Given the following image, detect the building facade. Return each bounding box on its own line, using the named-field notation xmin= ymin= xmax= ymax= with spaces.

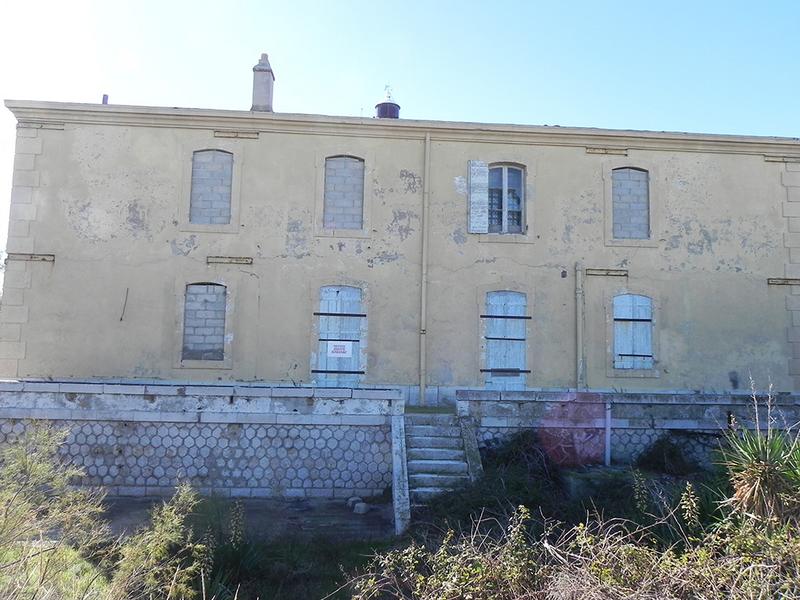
xmin=2 ymin=59 xmax=800 ymax=521
xmin=2 ymin=95 xmax=799 ymax=400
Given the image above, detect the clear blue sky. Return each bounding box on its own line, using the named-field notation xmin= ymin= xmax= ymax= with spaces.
xmin=1 ymin=0 xmax=799 ymax=251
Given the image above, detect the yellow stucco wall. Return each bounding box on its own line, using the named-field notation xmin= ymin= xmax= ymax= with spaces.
xmin=2 ymin=101 xmax=798 ymax=393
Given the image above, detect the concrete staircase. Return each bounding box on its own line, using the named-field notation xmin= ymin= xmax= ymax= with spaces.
xmin=405 ymin=411 xmax=471 ymax=503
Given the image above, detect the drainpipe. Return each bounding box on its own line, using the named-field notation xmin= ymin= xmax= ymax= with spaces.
xmin=575 ymin=262 xmax=586 ymax=390
xmin=604 ymin=401 xmax=612 ymax=466
xmin=419 ymin=133 xmax=431 ymax=405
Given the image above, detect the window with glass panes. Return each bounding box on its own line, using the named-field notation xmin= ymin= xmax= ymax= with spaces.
xmin=488 ymin=166 xmax=524 ymax=234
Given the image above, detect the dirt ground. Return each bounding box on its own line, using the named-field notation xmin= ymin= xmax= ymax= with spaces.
xmin=103 ymin=495 xmax=395 ymax=541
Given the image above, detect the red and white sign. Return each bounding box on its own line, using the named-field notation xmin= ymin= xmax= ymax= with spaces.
xmin=326 ymin=341 xmax=353 ymax=358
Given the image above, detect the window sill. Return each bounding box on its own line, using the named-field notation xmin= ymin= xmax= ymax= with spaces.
xmin=606 ymin=367 xmax=660 ymax=379
xmin=314 ymin=228 xmax=372 ymax=239
xmin=179 ymin=223 xmax=241 ymax=235
xmin=476 ymin=233 xmax=534 ymax=245
xmin=177 ymin=358 xmax=233 ymax=370
xmin=605 ymin=238 xmax=658 ymax=249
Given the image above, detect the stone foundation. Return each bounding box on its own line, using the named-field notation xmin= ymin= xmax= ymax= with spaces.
xmin=457 ymin=390 xmax=800 ymax=467
xmin=0 ymin=382 xmax=402 ymax=499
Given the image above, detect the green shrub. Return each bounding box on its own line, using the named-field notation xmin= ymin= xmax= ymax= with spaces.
xmin=418 ymin=430 xmax=564 ymax=529
xmin=110 ymin=483 xmax=206 ymax=600
xmin=351 ymin=506 xmax=540 ymax=600
xmin=721 ymin=408 xmax=800 ymax=525
xmin=635 ymin=434 xmax=699 ymax=476
xmin=0 ymin=424 xmax=111 ymax=600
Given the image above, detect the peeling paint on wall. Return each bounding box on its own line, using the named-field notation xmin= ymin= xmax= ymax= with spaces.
xmin=285 ymin=217 xmax=311 ymax=259
xmin=125 ymin=201 xmax=149 ymax=238
xmin=451 ymin=228 xmax=466 ymax=245
xmin=453 ymin=176 xmax=467 ymax=196
xmin=169 ymin=235 xmax=198 ymax=256
xmin=387 ymin=209 xmax=418 ymax=241
xmin=399 ymin=170 xmax=422 ymax=194
xmin=367 ymin=251 xmax=402 ymax=268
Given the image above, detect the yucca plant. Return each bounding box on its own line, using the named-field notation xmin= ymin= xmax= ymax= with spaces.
xmin=720 ymin=386 xmax=800 ymax=525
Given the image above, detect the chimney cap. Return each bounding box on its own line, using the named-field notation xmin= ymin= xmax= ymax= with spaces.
xmin=253 ymin=53 xmax=275 ymax=79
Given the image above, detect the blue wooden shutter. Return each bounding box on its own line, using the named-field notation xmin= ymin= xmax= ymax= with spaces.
xmin=468 ymin=160 xmax=489 ymax=233
xmin=485 ymin=291 xmax=527 ymax=390
xmin=316 ymin=286 xmax=364 ymax=386
xmin=613 ymin=294 xmax=653 ymax=369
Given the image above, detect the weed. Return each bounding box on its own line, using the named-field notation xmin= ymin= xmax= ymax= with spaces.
xmin=720 ymin=386 xmax=800 ymax=526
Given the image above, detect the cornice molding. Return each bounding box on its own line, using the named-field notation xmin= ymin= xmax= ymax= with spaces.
xmin=6 ymin=100 xmax=800 ymax=157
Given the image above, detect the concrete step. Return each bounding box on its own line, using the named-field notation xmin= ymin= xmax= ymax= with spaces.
xmin=405 ymin=435 xmax=463 ymax=449
xmin=407 ymin=424 xmax=461 ymax=438
xmin=404 ymin=413 xmax=458 ymax=426
xmin=407 ymin=447 xmax=465 ymax=461
xmin=410 ymin=487 xmax=451 ymax=502
xmin=409 ymin=473 xmax=470 ymax=488
xmin=407 ymin=459 xmax=468 ymax=475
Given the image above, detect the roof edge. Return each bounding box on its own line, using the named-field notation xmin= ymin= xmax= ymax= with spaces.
xmin=5 ymin=99 xmax=800 ymax=155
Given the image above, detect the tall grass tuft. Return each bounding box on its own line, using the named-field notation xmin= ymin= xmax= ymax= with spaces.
xmin=720 ymin=385 xmax=800 ymax=525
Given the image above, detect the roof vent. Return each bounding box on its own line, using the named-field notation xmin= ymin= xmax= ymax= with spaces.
xmin=375 ymin=86 xmax=400 ymax=119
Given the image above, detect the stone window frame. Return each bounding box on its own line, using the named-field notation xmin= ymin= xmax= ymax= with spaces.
xmin=321 ymin=155 xmax=366 ymax=232
xmin=314 ymin=149 xmax=375 ymax=239
xmin=475 ymin=281 xmax=533 ymax=387
xmin=475 ymin=159 xmax=537 ymax=245
xmin=308 ymin=277 xmax=371 ymax=386
xmin=174 ymin=277 xmax=235 ymax=370
xmin=604 ymin=287 xmax=660 ymax=379
xmin=179 ymin=141 xmax=244 ymax=234
xmin=602 ymin=157 xmax=660 ymax=248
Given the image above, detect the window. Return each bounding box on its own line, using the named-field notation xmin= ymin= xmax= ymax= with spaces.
xmin=189 ymin=150 xmax=233 ymax=225
xmin=488 ymin=166 xmax=524 ymax=233
xmin=482 ymin=291 xmax=530 ymax=389
xmin=611 ymin=167 xmax=649 ymax=239
xmin=313 ymin=286 xmax=365 ymax=386
xmin=182 ymin=283 xmax=226 ymax=361
xmin=613 ymin=294 xmax=653 ymax=369
xmin=467 ymin=161 xmax=525 ymax=234
xmin=323 ymin=156 xmax=365 ymax=230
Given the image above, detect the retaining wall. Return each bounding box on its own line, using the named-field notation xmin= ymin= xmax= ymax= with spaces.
xmin=0 ymin=382 xmax=403 ymax=499
xmin=456 ymin=390 xmax=800 ymax=467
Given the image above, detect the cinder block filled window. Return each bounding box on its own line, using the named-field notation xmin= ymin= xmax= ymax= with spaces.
xmin=313 ymin=285 xmax=365 ymax=386
xmin=189 ymin=150 xmax=233 ymax=225
xmin=613 ymin=294 xmax=653 ymax=369
xmin=323 ymin=156 xmax=365 ymax=230
xmin=182 ymin=283 xmax=226 ymax=361
xmin=467 ymin=162 xmax=525 ymax=234
xmin=612 ymin=167 xmax=650 ymax=239
xmin=482 ymin=291 xmax=529 ymax=390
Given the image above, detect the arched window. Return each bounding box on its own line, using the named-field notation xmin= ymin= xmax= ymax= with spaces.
xmin=182 ymin=283 xmax=227 ymax=361
xmin=488 ymin=165 xmax=524 ymax=234
xmin=611 ymin=167 xmax=649 ymax=239
xmin=613 ymin=294 xmax=653 ymax=369
xmin=189 ymin=150 xmax=233 ymax=225
xmin=313 ymin=286 xmax=365 ymax=386
xmin=323 ymin=156 xmax=365 ymax=230
xmin=482 ymin=290 xmax=529 ymax=389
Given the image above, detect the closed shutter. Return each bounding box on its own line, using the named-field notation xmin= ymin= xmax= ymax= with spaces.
xmin=468 ymin=160 xmax=489 ymax=234
xmin=483 ymin=291 xmax=528 ymax=390
xmin=314 ymin=286 xmax=365 ymax=387
xmin=613 ymin=294 xmax=653 ymax=369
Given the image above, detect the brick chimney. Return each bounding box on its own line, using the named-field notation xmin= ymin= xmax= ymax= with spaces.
xmin=251 ymin=53 xmax=275 ymax=112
